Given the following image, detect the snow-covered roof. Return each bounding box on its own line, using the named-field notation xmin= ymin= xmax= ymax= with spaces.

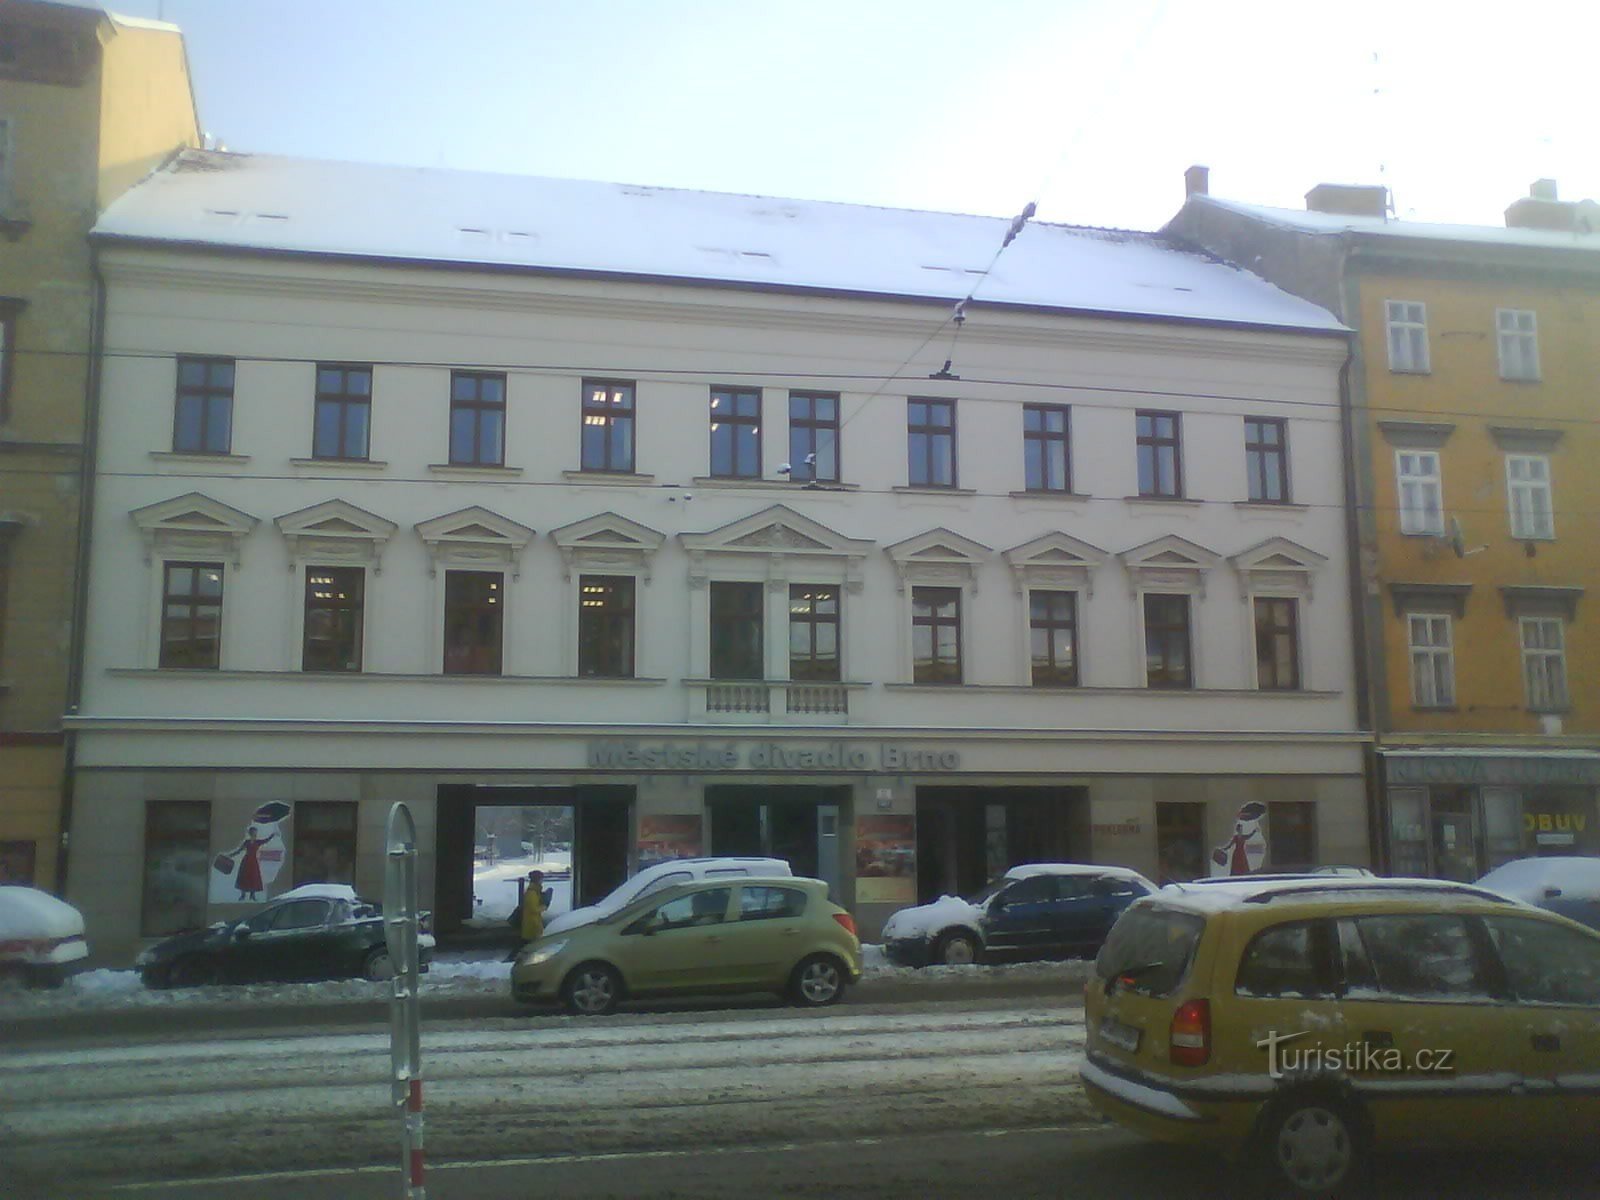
xmin=0 ymin=886 xmax=86 ymax=941
xmin=1196 ymin=194 xmax=1600 ymax=255
xmin=1154 ymin=876 xmax=1516 ymax=913
xmin=1477 ymin=856 xmax=1600 ymax=904
xmin=1004 ymin=862 xmax=1152 ymax=884
xmin=93 ymin=150 xmax=1346 ymax=334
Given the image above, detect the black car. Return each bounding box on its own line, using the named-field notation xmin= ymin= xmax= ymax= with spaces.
xmin=136 ymin=887 xmax=433 ymax=988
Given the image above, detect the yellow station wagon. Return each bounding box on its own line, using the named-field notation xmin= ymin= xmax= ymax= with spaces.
xmin=1083 ymin=876 xmax=1600 ymax=1198
xmin=511 ymin=875 xmax=861 ymax=1015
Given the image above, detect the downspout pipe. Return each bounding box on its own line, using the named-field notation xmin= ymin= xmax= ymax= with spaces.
xmin=58 ymin=247 xmax=107 ymax=892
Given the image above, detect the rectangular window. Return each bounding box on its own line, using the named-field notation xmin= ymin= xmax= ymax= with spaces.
xmin=292 ymin=801 xmax=358 ymax=886
xmin=788 ymin=392 xmax=839 ymax=483
xmin=142 ymin=800 xmax=210 ymax=936
xmin=1506 ymin=454 xmax=1554 ymax=540
xmin=1521 ymin=616 xmax=1568 ymax=711
xmin=1022 ymin=404 xmax=1071 ymax=492
xmin=1497 ymin=308 xmax=1540 ymax=380
xmin=710 ymin=581 xmax=764 ymax=679
xmin=1136 ymin=410 xmax=1182 ymax=497
xmin=1408 ymin=613 xmax=1455 ymax=707
xmin=788 ymin=585 xmax=840 ymax=681
xmin=1244 ymin=417 xmax=1290 ymax=503
xmin=709 ymin=387 xmax=761 ymax=478
xmin=0 ymin=840 xmax=36 ymax=885
xmin=173 ymin=356 xmax=235 ymax=454
xmin=311 ymin=364 xmax=372 ymax=461
xmin=581 ymin=379 xmax=635 ymax=473
xmin=159 ymin=561 xmax=223 ymax=669
xmin=448 ymin=370 xmax=506 ymax=466
xmin=1396 ymin=450 xmax=1444 ymax=535
xmin=578 ymin=575 xmax=635 ymax=678
xmin=1029 ymin=589 xmax=1078 ymax=686
xmin=1267 ymin=801 xmax=1317 ymax=868
xmin=302 ymin=566 xmax=364 ymax=672
xmin=1253 ymin=596 xmax=1301 ymax=690
xmin=907 ymin=398 xmax=957 ymax=487
xmin=0 ymin=301 xmax=17 ymax=423
xmin=443 ymin=570 xmax=503 ymax=675
xmin=911 ymin=585 xmax=962 ymax=683
xmin=0 ymin=117 xmax=11 ymax=200
xmin=1385 ymin=300 xmax=1429 ymax=372
xmin=1143 ymin=593 xmax=1192 ymax=688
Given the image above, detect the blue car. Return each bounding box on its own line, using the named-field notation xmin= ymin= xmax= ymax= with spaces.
xmin=880 ymin=864 xmax=1156 ymax=967
xmin=1478 ymin=856 xmax=1600 ymax=931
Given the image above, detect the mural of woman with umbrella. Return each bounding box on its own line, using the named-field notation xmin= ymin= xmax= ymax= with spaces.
xmin=211 ymin=802 xmax=293 ymax=903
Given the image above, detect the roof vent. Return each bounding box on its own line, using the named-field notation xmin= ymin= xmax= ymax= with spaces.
xmin=1184 ymin=165 xmax=1210 ymax=198
xmin=1505 ymin=179 xmax=1584 ymax=232
xmin=1304 ymin=183 xmax=1389 ymax=218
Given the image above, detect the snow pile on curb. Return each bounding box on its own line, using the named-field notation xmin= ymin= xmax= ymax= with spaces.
xmin=0 ymin=946 xmax=1095 ymax=1015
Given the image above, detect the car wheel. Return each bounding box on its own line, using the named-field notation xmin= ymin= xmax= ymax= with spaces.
xmin=139 ymin=966 xmax=170 ymax=990
xmin=167 ymin=955 xmax=222 ymax=989
xmin=1253 ymin=1093 xmax=1372 ymax=1199
xmin=362 ymin=947 xmax=395 ymax=982
xmin=936 ymin=930 xmax=980 ymax=966
xmin=562 ymin=962 xmax=621 ymax=1016
xmin=789 ymin=954 xmax=846 ymax=1007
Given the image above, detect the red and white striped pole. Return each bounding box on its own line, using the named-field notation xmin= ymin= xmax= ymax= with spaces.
xmin=406 ymin=1077 xmax=425 ymax=1196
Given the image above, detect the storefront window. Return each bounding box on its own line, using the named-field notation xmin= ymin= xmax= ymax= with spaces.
xmin=142 ymin=800 xmax=210 ymax=936
xmin=1156 ymin=802 xmax=1205 ymax=884
xmin=1387 ymin=787 xmax=1428 ymax=878
xmin=1267 ymin=802 xmax=1317 ymax=867
xmin=292 ymin=801 xmax=358 ymax=885
xmin=1482 ymin=788 xmax=1524 ymax=870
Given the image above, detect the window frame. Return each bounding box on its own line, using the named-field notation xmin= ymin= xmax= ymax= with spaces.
xmin=1243 ymin=416 xmax=1290 ymax=503
xmin=1022 ymin=403 xmax=1072 ymax=493
xmin=1496 ymin=308 xmax=1540 ymax=381
xmin=1142 ymin=592 xmax=1193 ymax=689
xmin=311 ymin=363 xmax=372 ymax=462
xmin=1407 ymin=611 xmax=1456 ymax=708
xmin=158 ymin=560 xmax=224 ymax=669
xmin=1028 ymin=588 xmax=1079 ymax=687
xmin=448 ymin=370 xmax=507 ymax=467
xmin=709 ymin=386 xmax=762 ymax=479
xmin=580 ymin=378 xmax=636 ymax=474
xmin=1519 ymin=615 xmax=1568 ymax=712
xmin=1385 ymin=300 xmax=1430 ymax=373
xmin=911 ymin=584 xmax=963 ymax=684
xmin=442 ymin=568 xmax=504 ymax=676
xmin=1505 ymin=453 xmax=1554 ymax=540
xmin=787 ymin=391 xmax=840 ymax=483
xmin=709 ymin=580 xmax=765 ymax=680
xmin=577 ymin=574 xmax=636 ymax=678
xmin=172 ymin=355 xmax=236 ymax=455
xmin=907 ymin=397 xmax=958 ymax=488
xmin=788 ymin=584 xmax=841 ymax=682
xmin=301 ymin=565 xmax=365 ymax=673
xmin=1252 ymin=594 xmax=1301 ymax=691
xmin=1135 ymin=409 xmax=1183 ymax=498
xmin=1395 ymin=449 xmax=1444 ymax=536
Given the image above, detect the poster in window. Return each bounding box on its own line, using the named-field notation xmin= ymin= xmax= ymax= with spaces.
xmin=638 ymin=815 xmax=703 ymax=870
xmin=1209 ymin=802 xmax=1268 ymax=876
xmin=855 ymin=814 xmax=916 ymax=903
xmin=210 ymin=801 xmax=292 ymax=902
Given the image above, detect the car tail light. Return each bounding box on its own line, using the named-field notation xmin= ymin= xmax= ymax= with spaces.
xmin=832 ymin=912 xmax=857 ymax=937
xmin=1169 ymin=999 xmax=1210 ymax=1067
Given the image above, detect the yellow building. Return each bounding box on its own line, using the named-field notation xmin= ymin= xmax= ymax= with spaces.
xmin=0 ymin=1 xmax=196 ymax=887
xmin=1169 ymin=173 xmax=1600 ymax=878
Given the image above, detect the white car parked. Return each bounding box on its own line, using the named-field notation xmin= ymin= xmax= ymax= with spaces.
xmin=0 ymin=885 xmax=90 ymax=987
xmin=543 ymin=857 xmax=792 ymax=936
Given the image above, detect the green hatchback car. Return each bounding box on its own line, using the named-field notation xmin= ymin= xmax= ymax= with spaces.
xmin=511 ymin=875 xmax=861 ymax=1015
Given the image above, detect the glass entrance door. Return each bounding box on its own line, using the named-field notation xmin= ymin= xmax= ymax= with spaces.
xmin=1430 ymin=788 xmax=1480 ymax=882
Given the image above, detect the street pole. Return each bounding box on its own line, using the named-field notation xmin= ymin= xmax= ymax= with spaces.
xmin=384 ymin=802 xmax=425 ymax=1200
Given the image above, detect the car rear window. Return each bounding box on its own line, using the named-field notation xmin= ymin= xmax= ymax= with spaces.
xmin=1235 ymin=920 xmax=1336 ymax=999
xmin=1094 ymin=905 xmax=1205 ymax=997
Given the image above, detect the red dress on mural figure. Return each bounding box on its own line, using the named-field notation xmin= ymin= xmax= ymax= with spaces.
xmin=228 ymin=827 xmax=277 ymax=901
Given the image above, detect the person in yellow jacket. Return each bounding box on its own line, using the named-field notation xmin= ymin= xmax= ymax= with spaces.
xmin=519 ymin=870 xmax=547 ymax=942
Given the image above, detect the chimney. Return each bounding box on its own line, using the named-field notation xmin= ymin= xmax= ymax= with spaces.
xmin=1184 ymin=165 xmax=1210 ymax=198
xmin=1305 ymin=183 xmax=1389 ymax=218
xmin=1505 ymin=179 xmax=1580 ymax=232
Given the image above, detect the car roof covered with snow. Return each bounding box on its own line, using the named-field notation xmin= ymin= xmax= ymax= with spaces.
xmin=1005 ymin=863 xmax=1154 ymax=884
xmin=1151 ymin=876 xmax=1522 ymax=914
xmin=93 ymin=150 xmax=1346 ymax=335
xmin=0 ymin=887 xmax=87 ymax=941
xmin=274 ymin=883 xmax=362 ymax=903
xmin=1477 ymin=856 xmax=1600 ymax=903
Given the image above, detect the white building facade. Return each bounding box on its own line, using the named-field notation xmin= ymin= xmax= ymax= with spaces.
xmin=70 ymin=153 xmax=1368 ymax=959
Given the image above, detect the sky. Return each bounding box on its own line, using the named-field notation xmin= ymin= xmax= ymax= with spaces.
xmin=99 ymin=0 xmax=1600 ymax=232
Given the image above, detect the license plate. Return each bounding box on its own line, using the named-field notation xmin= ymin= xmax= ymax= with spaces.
xmin=1099 ymin=1017 xmax=1142 ymax=1053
